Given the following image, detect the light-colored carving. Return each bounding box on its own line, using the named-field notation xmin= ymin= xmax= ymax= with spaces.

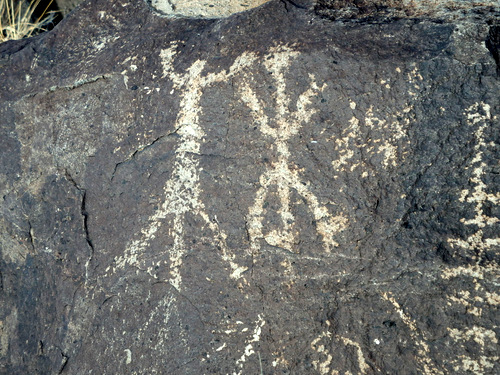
xmin=310 ymin=321 xmax=369 ymax=375
xmin=111 ymin=44 xmax=418 ymax=293
xmin=339 ymin=336 xmax=370 ymax=374
xmin=447 ymin=326 xmax=499 ymax=373
xmin=310 ymin=328 xmax=334 ymax=375
xmin=447 ymin=102 xmax=500 ymax=257
xmin=234 ymin=314 xmax=266 ymax=374
xmin=331 ymin=102 xmax=411 ymax=175
xmin=113 ymin=43 xmax=260 ymax=289
xmin=439 ymin=102 xmax=500 ymax=374
xmin=239 ymin=47 xmax=348 ymax=254
xmin=207 ymin=314 xmax=267 ymax=374
xmin=107 ymin=48 xmax=499 ymax=375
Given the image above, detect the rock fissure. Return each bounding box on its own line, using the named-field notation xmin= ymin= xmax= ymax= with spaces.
xmin=62 ymin=170 xmax=95 ymax=269
xmin=81 ymin=191 xmax=94 ymax=274
xmin=26 ymin=219 xmax=35 ymax=253
xmin=22 ymin=74 xmax=115 ymax=100
xmin=56 ymin=347 xmax=69 ymax=375
xmin=485 ymin=24 xmax=500 ymax=73
xmin=279 ymin=0 xmax=303 ymax=12
xmin=111 ymin=127 xmax=182 ymax=181
xmin=63 ymin=169 xmax=81 ymax=191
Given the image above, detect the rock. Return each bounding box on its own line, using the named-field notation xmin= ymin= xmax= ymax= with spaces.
xmin=150 ymin=0 xmax=272 ymax=18
xmin=56 ymin=0 xmax=272 ymax=17
xmin=315 ymin=0 xmax=499 ymax=21
xmin=54 ymin=0 xmax=82 ymax=16
xmin=0 ymin=0 xmax=499 ymax=374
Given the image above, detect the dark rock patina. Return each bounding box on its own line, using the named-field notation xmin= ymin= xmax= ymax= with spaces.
xmin=1 ymin=0 xmax=499 ymax=374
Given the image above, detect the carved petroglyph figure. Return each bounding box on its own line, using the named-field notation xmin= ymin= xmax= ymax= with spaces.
xmin=113 ymin=43 xmax=260 ymax=289
xmin=447 ymin=102 xmax=500 ymax=258
xmin=238 ymin=49 xmax=349 ymax=254
xmin=439 ymin=102 xmax=500 ymax=373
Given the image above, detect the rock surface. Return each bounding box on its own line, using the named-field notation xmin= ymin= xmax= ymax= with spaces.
xmin=150 ymin=0 xmax=272 ymax=18
xmin=56 ymin=0 xmax=273 ymax=17
xmin=55 ymin=0 xmax=84 ymax=16
xmin=0 ymin=0 xmax=499 ymax=374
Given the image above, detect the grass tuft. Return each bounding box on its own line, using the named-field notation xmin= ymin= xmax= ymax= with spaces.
xmin=0 ymin=0 xmax=55 ymax=43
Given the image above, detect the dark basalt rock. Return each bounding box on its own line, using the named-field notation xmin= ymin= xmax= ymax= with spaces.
xmin=1 ymin=1 xmax=499 ymax=374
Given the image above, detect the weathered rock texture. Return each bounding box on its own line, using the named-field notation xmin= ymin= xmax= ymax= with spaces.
xmin=1 ymin=0 xmax=499 ymax=374
xmin=56 ymin=0 xmax=273 ymax=18
xmin=150 ymin=0 xmax=272 ymax=18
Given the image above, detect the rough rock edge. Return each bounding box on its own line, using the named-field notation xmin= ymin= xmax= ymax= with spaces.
xmin=314 ymin=0 xmax=499 ymax=22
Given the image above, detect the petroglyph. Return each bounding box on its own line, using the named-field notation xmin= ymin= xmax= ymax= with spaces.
xmin=445 ymin=300 xmax=499 ymax=373
xmin=103 ymin=47 xmax=455 ymax=375
xmin=310 ymin=321 xmax=369 ymax=375
xmin=436 ymin=264 xmax=499 ymax=374
xmin=339 ymin=336 xmax=370 ymax=374
xmin=364 ymin=105 xmax=410 ymax=169
xmin=109 ymin=42 xmax=420 ymax=296
xmin=233 ymin=314 xmax=266 ymax=374
xmin=205 ymin=314 xmax=267 ymax=374
xmin=239 ymin=48 xmax=348 ymax=254
xmin=113 ymin=42 xmax=259 ymax=289
xmin=109 ymin=49 xmax=445 ymax=375
xmin=447 ymin=102 xmax=500 ymax=257
xmin=310 ymin=325 xmax=334 ymax=375
xmin=438 ymin=101 xmax=500 ymax=374
xmin=330 ymin=103 xmax=411 ymax=176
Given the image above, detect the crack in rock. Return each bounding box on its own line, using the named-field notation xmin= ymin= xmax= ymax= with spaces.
xmin=24 ymin=74 xmax=115 ymax=100
xmin=110 ymin=128 xmax=181 ymax=181
xmin=63 ymin=169 xmax=95 ymax=283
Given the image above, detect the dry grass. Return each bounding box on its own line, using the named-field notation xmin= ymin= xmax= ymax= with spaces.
xmin=0 ymin=0 xmax=54 ymax=43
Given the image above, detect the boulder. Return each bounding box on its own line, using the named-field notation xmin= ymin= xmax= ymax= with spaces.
xmin=56 ymin=0 xmax=273 ymax=17
xmin=0 ymin=0 xmax=499 ymax=374
xmin=150 ymin=0 xmax=272 ymax=18
xmin=55 ymin=0 xmax=84 ymax=16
